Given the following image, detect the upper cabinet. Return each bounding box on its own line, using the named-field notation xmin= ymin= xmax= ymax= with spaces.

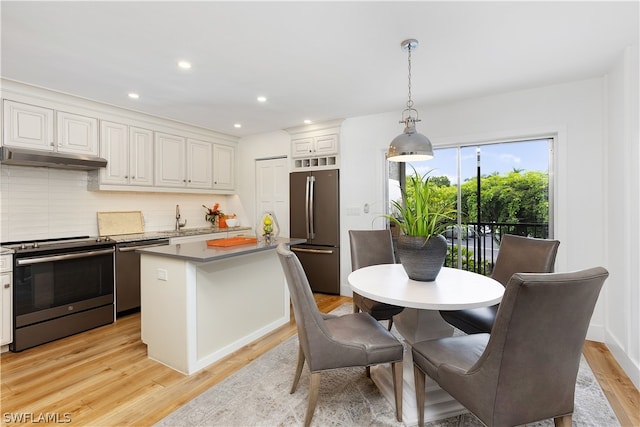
xmin=2 ymin=100 xmax=99 ymax=156
xmin=155 ymin=132 xmax=186 ymax=187
xmin=155 ymin=134 xmax=216 ymax=189
xmin=186 ymin=138 xmax=213 ymax=189
xmin=3 ymin=100 xmax=54 ymax=150
xmin=56 ymin=111 xmax=98 ymax=156
xmin=99 ymin=121 xmax=153 ymax=186
xmin=291 ymin=134 xmax=338 ymax=158
xmin=287 ymin=119 xmax=343 ymax=171
xmin=2 ymin=83 xmax=238 ymax=194
xmin=213 ymin=143 xmax=235 ymax=190
xmin=129 ymin=127 xmax=154 ymax=186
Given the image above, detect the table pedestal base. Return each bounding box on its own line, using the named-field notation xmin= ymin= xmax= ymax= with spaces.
xmin=372 ymin=308 xmax=468 ymax=425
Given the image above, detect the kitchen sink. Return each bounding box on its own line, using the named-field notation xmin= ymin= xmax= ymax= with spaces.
xmin=162 ymin=228 xmax=218 ymax=237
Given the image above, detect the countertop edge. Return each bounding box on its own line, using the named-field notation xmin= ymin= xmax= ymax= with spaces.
xmin=138 ymin=237 xmax=306 ymax=263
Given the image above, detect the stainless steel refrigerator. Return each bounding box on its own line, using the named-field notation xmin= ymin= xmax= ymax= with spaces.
xmin=290 ymin=169 xmax=340 ymax=294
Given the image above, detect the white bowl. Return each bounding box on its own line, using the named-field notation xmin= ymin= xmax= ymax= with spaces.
xmin=226 ymin=218 xmax=238 ymax=227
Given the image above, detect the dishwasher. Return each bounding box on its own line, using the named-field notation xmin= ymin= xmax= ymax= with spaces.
xmin=115 ymin=238 xmax=169 ymax=314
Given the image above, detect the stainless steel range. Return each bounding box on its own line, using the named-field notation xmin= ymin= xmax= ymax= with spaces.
xmin=2 ymin=236 xmax=115 ymax=352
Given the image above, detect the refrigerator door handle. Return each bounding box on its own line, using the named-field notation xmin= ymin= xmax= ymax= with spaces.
xmin=291 ymin=247 xmax=334 ymax=255
xmin=309 ymin=175 xmax=316 ymax=239
xmin=305 ymin=176 xmax=311 ymax=239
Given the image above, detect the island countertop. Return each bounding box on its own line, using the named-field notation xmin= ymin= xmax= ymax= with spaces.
xmin=137 ymin=237 xmax=305 ymax=263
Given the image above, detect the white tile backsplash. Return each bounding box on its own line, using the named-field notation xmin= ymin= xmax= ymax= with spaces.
xmin=0 ymin=164 xmax=236 ymax=242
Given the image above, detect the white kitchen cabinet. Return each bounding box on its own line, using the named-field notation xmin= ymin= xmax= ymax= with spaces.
xmin=2 ymin=100 xmax=54 ymax=150
xmin=212 ymin=143 xmax=235 ymax=190
xmin=100 ymin=122 xmax=154 ymax=186
xmin=288 ymin=120 xmax=342 ymax=171
xmin=57 ymin=111 xmax=99 ymax=156
xmin=129 ymin=127 xmax=154 ymax=186
xmin=155 ymin=132 xmax=186 ymax=187
xmin=0 ymin=254 xmax=13 ymax=347
xmin=100 ymin=121 xmax=129 ymax=185
xmin=155 ymin=133 xmax=214 ymax=189
xmin=291 ymin=134 xmax=337 ymax=158
xmin=187 ymin=138 xmax=213 ymax=189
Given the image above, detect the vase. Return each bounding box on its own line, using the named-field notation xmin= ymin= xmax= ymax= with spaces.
xmin=256 ymin=211 xmax=280 ymax=242
xmin=396 ymin=234 xmax=447 ymax=281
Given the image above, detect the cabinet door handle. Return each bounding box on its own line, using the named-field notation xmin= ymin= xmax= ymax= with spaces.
xmin=4 ymin=284 xmax=10 ymax=289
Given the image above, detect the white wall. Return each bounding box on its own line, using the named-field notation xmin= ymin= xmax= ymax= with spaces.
xmin=337 ymin=73 xmax=638 ymax=386
xmin=236 ymin=130 xmax=291 ymax=235
xmin=340 ymin=77 xmax=605 ymax=291
xmin=604 ymin=46 xmax=640 ymax=388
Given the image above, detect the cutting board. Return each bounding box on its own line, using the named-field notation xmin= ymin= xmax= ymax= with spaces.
xmin=97 ymin=211 xmax=144 ymax=236
xmin=207 ymin=237 xmax=258 ymax=247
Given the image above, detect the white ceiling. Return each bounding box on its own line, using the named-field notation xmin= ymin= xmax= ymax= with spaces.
xmin=1 ymin=1 xmax=638 ymax=138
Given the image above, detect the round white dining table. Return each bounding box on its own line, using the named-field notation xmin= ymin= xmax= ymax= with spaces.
xmin=348 ymin=264 xmax=504 ymax=310
xmin=348 ymin=264 xmax=504 ymax=425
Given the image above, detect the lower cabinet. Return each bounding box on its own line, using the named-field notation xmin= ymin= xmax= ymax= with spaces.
xmin=0 ymin=255 xmax=13 ymax=347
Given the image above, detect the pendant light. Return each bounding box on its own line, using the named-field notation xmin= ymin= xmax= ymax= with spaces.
xmin=386 ymin=39 xmax=434 ymax=162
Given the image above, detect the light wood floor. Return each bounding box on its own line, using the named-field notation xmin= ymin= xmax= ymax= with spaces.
xmin=1 ymin=294 xmax=638 ymax=426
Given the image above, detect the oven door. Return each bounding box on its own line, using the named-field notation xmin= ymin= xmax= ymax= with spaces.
xmin=13 ymin=247 xmax=115 ymax=328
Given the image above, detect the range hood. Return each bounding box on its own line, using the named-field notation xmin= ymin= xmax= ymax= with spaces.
xmin=0 ymin=146 xmax=107 ymax=170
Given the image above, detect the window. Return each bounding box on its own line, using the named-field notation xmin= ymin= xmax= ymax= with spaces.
xmin=388 ymin=138 xmax=553 ymax=274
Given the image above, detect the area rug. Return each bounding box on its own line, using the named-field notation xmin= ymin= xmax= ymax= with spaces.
xmin=156 ymin=304 xmax=619 ymax=427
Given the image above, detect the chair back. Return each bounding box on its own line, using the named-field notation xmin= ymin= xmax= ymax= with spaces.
xmin=277 ymin=244 xmax=335 ymax=369
xmin=349 ymin=230 xmax=395 ymax=270
xmin=469 ymin=267 xmax=608 ymax=426
xmin=491 ymin=234 xmax=560 ymax=286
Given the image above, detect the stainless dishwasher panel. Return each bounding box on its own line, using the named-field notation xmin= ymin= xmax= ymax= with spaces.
xmin=115 ymin=240 xmax=169 ymax=314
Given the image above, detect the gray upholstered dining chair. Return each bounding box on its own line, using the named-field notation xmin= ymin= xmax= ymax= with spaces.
xmin=412 ymin=267 xmax=609 ymax=427
xmin=440 ymin=234 xmax=560 ymax=334
xmin=276 ymin=244 xmax=403 ymax=427
xmin=349 ymin=230 xmax=404 ymax=331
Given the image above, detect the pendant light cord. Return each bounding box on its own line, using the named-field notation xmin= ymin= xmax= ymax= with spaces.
xmin=407 ymin=44 xmax=414 ymax=109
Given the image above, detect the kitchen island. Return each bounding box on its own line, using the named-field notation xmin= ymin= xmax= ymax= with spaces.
xmin=138 ymin=237 xmax=304 ymax=374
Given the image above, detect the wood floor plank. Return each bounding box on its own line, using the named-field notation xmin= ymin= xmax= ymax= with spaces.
xmin=1 ymin=294 xmax=635 ymax=427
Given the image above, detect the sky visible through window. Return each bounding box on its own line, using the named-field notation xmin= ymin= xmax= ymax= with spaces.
xmin=408 ymin=139 xmax=550 ymax=185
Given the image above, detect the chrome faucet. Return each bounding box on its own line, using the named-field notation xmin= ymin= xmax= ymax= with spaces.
xmin=175 ymin=204 xmax=187 ymax=231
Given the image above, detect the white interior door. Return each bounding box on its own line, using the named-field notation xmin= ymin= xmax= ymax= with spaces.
xmin=255 ymin=157 xmax=289 ymax=237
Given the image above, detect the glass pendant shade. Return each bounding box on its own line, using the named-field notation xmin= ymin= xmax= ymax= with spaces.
xmin=386 ymin=121 xmax=433 ymax=162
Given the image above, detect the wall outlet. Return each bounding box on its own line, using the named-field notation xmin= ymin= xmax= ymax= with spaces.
xmin=157 ymin=269 xmax=168 ymax=281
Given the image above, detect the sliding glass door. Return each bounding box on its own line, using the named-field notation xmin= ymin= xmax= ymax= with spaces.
xmin=387 ymin=138 xmax=553 ymax=274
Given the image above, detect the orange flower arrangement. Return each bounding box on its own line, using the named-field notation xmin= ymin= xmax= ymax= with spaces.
xmin=203 ymin=203 xmax=224 ymax=224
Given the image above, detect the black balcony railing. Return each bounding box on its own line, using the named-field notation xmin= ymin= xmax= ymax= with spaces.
xmin=444 ymin=222 xmax=549 ymax=276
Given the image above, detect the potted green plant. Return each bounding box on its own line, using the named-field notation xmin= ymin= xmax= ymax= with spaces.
xmin=386 ymin=167 xmax=456 ymax=281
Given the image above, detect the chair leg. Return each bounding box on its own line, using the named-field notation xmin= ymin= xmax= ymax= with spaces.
xmin=391 ymin=361 xmax=403 ymax=422
xmin=304 ymin=372 xmax=321 ymax=427
xmin=291 ymin=344 xmax=305 ymax=394
xmin=413 ymin=364 xmax=426 ymax=427
xmin=388 ymin=317 xmax=394 ymax=331
xmin=554 ymin=415 xmax=572 ymax=427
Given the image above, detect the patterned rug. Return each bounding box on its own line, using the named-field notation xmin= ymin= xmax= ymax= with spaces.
xmin=156 ymin=304 xmax=619 ymax=427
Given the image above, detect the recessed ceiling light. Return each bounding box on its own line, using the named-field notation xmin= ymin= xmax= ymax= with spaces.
xmin=257 ymin=96 xmax=267 ymax=103
xmin=177 ymin=61 xmax=192 ymax=69
xmin=304 ymin=119 xmax=312 ymax=125
xmin=128 ymin=93 xmax=140 ymax=99
xmin=234 ymin=123 xmax=242 ymax=128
